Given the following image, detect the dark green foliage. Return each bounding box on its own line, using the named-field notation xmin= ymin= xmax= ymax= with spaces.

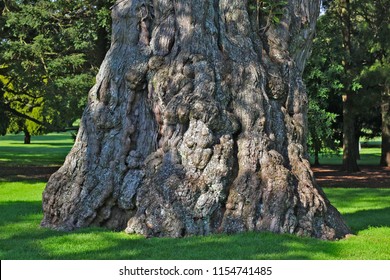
xmin=304 ymin=0 xmax=390 ymax=164
xmin=304 ymin=14 xmax=345 ymax=161
xmin=0 ymin=79 xmax=10 ymax=136
xmin=248 ymin=0 xmax=288 ymax=32
xmin=0 ymin=0 xmax=114 ymax=139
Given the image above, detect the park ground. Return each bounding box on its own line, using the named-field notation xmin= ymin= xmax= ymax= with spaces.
xmin=0 ymin=133 xmax=389 ymax=259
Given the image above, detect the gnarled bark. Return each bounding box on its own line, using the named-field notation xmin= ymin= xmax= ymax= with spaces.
xmin=42 ymin=0 xmax=350 ymax=240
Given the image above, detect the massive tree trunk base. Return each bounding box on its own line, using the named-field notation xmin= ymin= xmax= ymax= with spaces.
xmin=41 ymin=0 xmax=350 ymax=240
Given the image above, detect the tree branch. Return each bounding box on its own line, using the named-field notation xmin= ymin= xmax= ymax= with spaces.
xmin=3 ymin=104 xmax=45 ymax=126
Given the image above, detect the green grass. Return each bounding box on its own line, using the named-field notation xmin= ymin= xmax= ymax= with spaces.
xmin=0 ymin=133 xmax=73 ymax=166
xmin=311 ymin=136 xmax=383 ymax=165
xmin=1 ymin=133 xmax=382 ymax=167
xmin=358 ymin=147 xmax=382 ymax=165
xmin=0 ymin=181 xmax=389 ymax=260
xmin=309 ymin=147 xmax=382 ymax=165
xmin=0 ymin=133 xmax=389 ymax=259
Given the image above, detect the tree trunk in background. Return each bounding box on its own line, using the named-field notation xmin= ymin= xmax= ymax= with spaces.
xmin=342 ymin=94 xmax=359 ymax=172
xmin=354 ymin=132 xmax=360 ymax=160
xmin=95 ymin=0 xmax=112 ymax=65
xmin=353 ymin=118 xmax=361 ymax=161
xmin=41 ymin=0 xmax=350 ymax=240
xmin=24 ymin=128 xmax=31 ymax=144
xmin=381 ymin=88 xmax=390 ymax=166
xmin=313 ymin=138 xmax=321 ymax=166
xmin=339 ymin=0 xmax=359 ymax=173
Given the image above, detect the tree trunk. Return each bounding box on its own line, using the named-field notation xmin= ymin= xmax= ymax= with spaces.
xmin=342 ymin=94 xmax=359 ymax=172
xmin=24 ymin=128 xmax=31 ymax=144
xmin=354 ymin=132 xmax=360 ymax=161
xmin=313 ymin=138 xmax=321 ymax=166
xmin=95 ymin=0 xmax=111 ymax=65
xmin=338 ymin=0 xmax=359 ymax=173
xmin=381 ymin=87 xmax=390 ymax=167
xmin=41 ymin=0 xmax=350 ymax=240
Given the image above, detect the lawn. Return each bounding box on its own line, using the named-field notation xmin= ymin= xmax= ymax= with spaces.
xmin=0 ymin=134 xmax=389 ymax=260
xmin=309 ymin=148 xmax=382 ymax=166
xmin=0 ymin=132 xmax=74 ymax=167
xmin=308 ymin=136 xmax=382 ymax=166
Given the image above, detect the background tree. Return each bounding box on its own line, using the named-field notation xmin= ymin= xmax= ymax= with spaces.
xmin=0 ymin=1 xmax=10 ymax=136
xmin=354 ymin=0 xmax=390 ymax=166
xmin=42 ymin=0 xmax=350 ymax=240
xmin=305 ymin=0 xmax=389 ymax=168
xmin=304 ymin=14 xmax=344 ymax=165
xmin=0 ymin=0 xmax=114 ymax=143
xmin=347 ymin=0 xmax=389 ymax=166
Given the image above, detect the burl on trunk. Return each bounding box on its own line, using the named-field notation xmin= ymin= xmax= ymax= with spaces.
xmin=42 ymin=0 xmax=350 ymax=240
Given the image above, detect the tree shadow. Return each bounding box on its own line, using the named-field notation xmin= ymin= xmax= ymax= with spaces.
xmin=0 ymin=200 xmax=342 ymax=260
xmin=0 ymin=166 xmax=59 ymax=182
xmin=30 ymin=143 xmax=73 ymax=147
xmin=1 ymin=200 xmax=389 ymax=260
xmin=342 ymin=207 xmax=390 ymax=233
xmin=0 ymin=201 xmax=43 ymax=226
xmin=3 ymin=134 xmax=72 ymax=144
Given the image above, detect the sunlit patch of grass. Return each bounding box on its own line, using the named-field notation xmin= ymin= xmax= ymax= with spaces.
xmin=309 ymin=146 xmax=381 ymax=166
xmin=0 ymin=132 xmax=73 ymax=166
xmin=0 ymin=181 xmax=46 ymax=202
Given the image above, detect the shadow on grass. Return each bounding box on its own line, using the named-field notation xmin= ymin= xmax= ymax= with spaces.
xmin=0 ymin=177 xmax=51 ymax=183
xmin=343 ymin=207 xmax=390 ymax=233
xmin=22 ymin=142 xmax=73 ymax=147
xmin=0 ymin=167 xmax=58 ymax=182
xmin=1 ymin=200 xmax=389 ymax=260
xmin=1 ymin=133 xmax=73 ymax=143
xmin=0 ymin=201 xmax=43 ymax=226
xmin=0 ymin=146 xmax=69 ymax=165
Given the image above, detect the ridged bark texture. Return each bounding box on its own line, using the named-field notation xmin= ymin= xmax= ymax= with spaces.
xmin=42 ymin=0 xmax=351 ymax=240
